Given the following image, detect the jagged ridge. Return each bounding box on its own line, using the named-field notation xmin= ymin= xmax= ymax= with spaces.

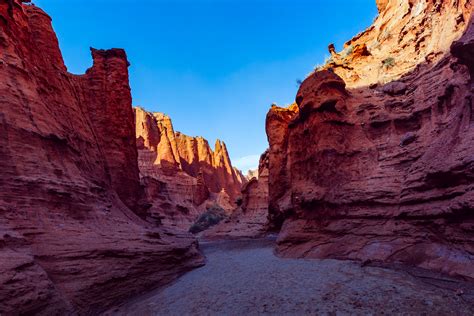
xmin=134 ymin=107 xmax=245 ymax=230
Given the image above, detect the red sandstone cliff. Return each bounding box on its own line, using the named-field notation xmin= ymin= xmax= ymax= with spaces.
xmin=322 ymin=0 xmax=471 ymax=88
xmin=0 ymin=1 xmax=203 ymax=314
xmin=246 ymin=169 xmax=259 ymax=180
xmin=266 ymin=0 xmax=474 ymax=279
xmin=176 ymin=133 xmax=243 ymax=198
xmin=202 ymin=150 xmax=270 ymax=239
xmin=135 ymin=107 xmax=244 ymax=229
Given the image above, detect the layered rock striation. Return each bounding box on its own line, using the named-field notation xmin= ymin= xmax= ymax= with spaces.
xmin=0 ymin=1 xmax=203 ymax=314
xmin=135 ymin=107 xmax=244 ymax=229
xmin=322 ymin=0 xmax=472 ymax=88
xmin=202 ymin=150 xmax=270 ymax=239
xmin=267 ymin=0 xmax=474 ymax=279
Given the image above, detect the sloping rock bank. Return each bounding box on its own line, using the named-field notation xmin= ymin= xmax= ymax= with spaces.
xmin=0 ymin=1 xmax=203 ymax=314
xmin=266 ymin=0 xmax=474 ymax=279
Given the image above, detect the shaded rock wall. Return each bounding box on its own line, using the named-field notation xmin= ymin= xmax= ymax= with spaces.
xmin=0 ymin=1 xmax=203 ymax=314
xmin=266 ymin=0 xmax=474 ymax=279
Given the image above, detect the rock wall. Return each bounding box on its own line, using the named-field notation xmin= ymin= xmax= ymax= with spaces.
xmin=0 ymin=1 xmax=203 ymax=314
xmin=202 ymin=150 xmax=270 ymax=239
xmin=246 ymin=169 xmax=259 ymax=180
xmin=324 ymin=0 xmax=472 ymax=88
xmin=135 ymin=107 xmax=244 ymax=229
xmin=175 ymin=132 xmax=244 ymax=199
xmin=266 ymin=0 xmax=474 ymax=279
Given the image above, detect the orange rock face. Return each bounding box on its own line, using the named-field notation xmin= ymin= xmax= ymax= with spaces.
xmin=246 ymin=169 xmax=258 ymax=181
xmin=322 ymin=0 xmax=472 ymax=88
xmin=202 ymin=150 xmax=270 ymax=239
xmin=0 ymin=2 xmax=203 ymax=314
xmin=134 ymin=107 xmax=244 ymax=229
xmin=266 ymin=0 xmax=474 ymax=279
xmin=176 ymin=133 xmax=243 ymax=199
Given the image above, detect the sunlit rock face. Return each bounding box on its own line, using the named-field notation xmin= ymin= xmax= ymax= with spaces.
xmin=176 ymin=132 xmax=243 ymax=199
xmin=134 ymin=107 xmax=245 ymax=230
xmin=321 ymin=0 xmax=472 ymax=88
xmin=0 ymin=1 xmax=203 ymax=314
xmin=202 ymin=150 xmax=270 ymax=239
xmin=266 ymin=0 xmax=474 ymax=279
xmin=247 ymin=170 xmax=259 ymax=181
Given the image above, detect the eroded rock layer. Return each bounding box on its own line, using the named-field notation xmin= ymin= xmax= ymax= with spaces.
xmin=267 ymin=0 xmax=474 ymax=279
xmin=203 ymin=150 xmax=270 ymax=239
xmin=135 ymin=107 xmax=244 ymax=229
xmin=0 ymin=1 xmax=203 ymax=314
xmin=324 ymin=0 xmax=472 ymax=88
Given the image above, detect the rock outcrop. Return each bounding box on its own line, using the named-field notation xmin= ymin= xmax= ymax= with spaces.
xmin=322 ymin=0 xmax=472 ymax=88
xmin=176 ymin=132 xmax=243 ymax=199
xmin=135 ymin=107 xmax=244 ymax=230
xmin=266 ymin=0 xmax=474 ymax=279
xmin=246 ymin=169 xmax=258 ymax=180
xmin=235 ymin=167 xmax=249 ymax=185
xmin=0 ymin=1 xmax=203 ymax=314
xmin=202 ymin=150 xmax=270 ymax=239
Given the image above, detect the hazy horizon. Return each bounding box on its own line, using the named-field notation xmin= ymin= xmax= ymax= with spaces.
xmin=34 ymin=0 xmax=377 ymax=172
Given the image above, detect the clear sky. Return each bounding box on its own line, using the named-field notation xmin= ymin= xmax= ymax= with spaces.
xmin=34 ymin=0 xmax=377 ymax=172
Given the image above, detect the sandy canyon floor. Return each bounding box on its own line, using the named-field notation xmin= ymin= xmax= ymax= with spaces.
xmin=106 ymin=238 xmax=474 ymax=315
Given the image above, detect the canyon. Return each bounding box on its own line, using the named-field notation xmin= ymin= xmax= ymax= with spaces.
xmin=1 ymin=0 xmax=474 ymax=314
xmin=0 ymin=1 xmax=205 ymax=314
xmin=266 ymin=0 xmax=474 ymax=279
xmin=202 ymin=150 xmax=270 ymax=239
xmin=135 ymin=107 xmax=245 ymax=230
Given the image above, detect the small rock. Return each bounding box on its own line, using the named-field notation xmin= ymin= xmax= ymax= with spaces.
xmin=382 ymin=81 xmax=408 ymax=96
xmin=400 ymin=132 xmax=417 ymax=147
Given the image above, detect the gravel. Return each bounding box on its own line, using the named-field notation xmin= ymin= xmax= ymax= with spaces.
xmin=107 ymin=238 xmax=474 ymax=315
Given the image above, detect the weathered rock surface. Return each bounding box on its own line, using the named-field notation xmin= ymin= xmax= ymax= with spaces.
xmin=266 ymin=0 xmax=474 ymax=279
xmin=321 ymin=0 xmax=472 ymax=88
xmin=246 ymin=168 xmax=259 ymax=181
xmin=176 ymin=132 xmax=243 ymax=199
xmin=202 ymin=150 xmax=269 ymax=239
xmin=0 ymin=1 xmax=203 ymax=314
xmin=135 ymin=107 xmax=244 ymax=230
xmin=235 ymin=167 xmax=249 ymax=185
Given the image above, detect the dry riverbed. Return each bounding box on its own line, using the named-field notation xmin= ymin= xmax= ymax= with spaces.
xmin=107 ymin=238 xmax=474 ymax=315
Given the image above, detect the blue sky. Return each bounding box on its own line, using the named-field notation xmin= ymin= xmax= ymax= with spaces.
xmin=34 ymin=0 xmax=377 ymax=172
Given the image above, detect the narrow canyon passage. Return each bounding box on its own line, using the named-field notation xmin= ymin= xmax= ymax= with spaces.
xmin=107 ymin=239 xmax=474 ymax=315
xmin=1 ymin=1 xmax=474 ymax=313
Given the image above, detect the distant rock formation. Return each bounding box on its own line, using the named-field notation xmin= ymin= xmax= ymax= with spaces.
xmin=246 ymin=169 xmax=258 ymax=180
xmin=202 ymin=150 xmax=269 ymax=239
xmin=0 ymin=1 xmax=203 ymax=314
xmin=235 ymin=167 xmax=249 ymax=185
xmin=266 ymin=0 xmax=474 ymax=279
xmin=134 ymin=107 xmax=245 ymax=230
